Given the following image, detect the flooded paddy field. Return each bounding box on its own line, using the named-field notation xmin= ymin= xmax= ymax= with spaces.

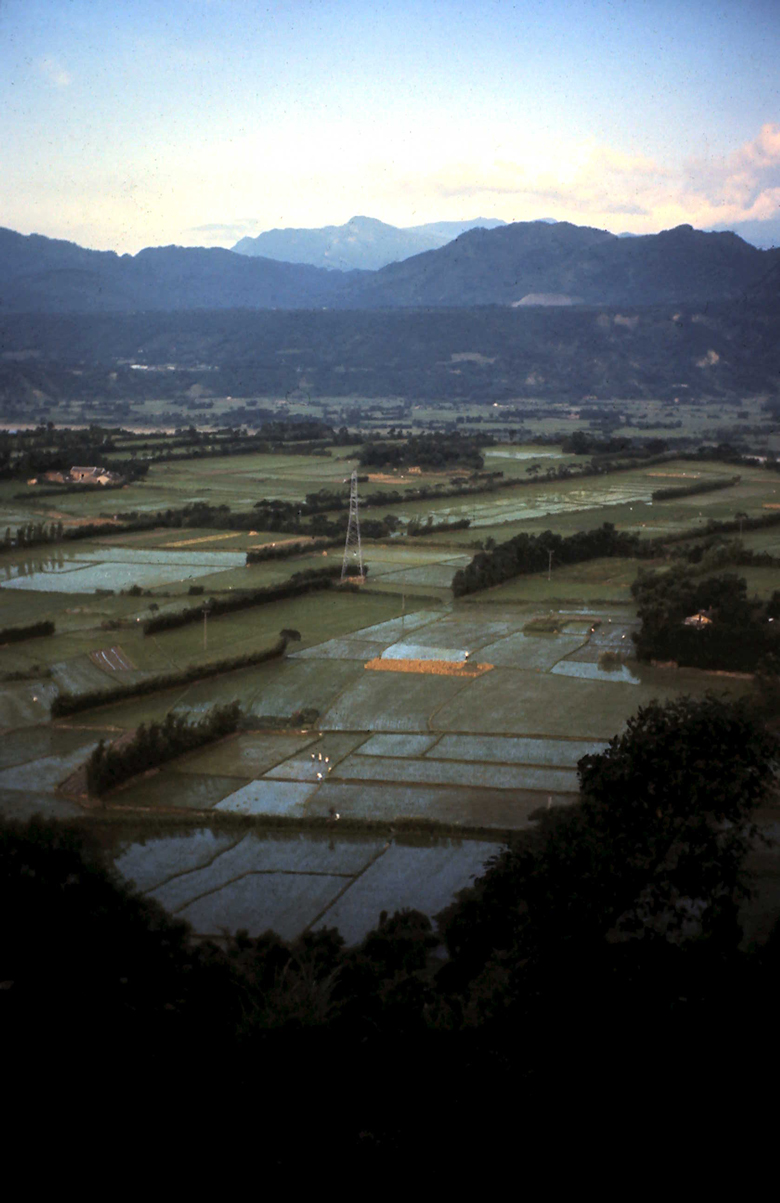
xmin=0 ymin=577 xmax=418 ymax=729
xmin=0 ymin=544 xmax=247 ymax=593
xmin=105 ymin=825 xmax=502 ymax=944
xmin=3 ymin=602 xmax=751 ymax=832
xmin=403 ymin=460 xmax=780 ymax=544
xmin=2 ymin=443 xmax=776 ymax=946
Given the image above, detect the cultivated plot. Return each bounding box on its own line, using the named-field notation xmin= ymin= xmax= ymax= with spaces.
xmin=307 ymin=780 xmax=572 ymax=827
xmin=326 ymin=753 xmax=578 ymax=793
xmin=173 ymin=730 xmax=318 ymax=777
xmin=320 ymin=669 xmax=470 ymax=732
xmin=215 ymin=779 xmax=319 ymax=816
xmin=314 ymin=840 xmax=502 ymax=946
xmin=110 ymin=771 xmax=249 ymax=811
xmin=430 ymin=733 xmax=608 ymax=767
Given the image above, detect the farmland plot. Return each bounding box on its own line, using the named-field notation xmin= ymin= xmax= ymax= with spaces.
xmin=551 ymin=659 xmax=643 ymax=684
xmin=177 ymin=874 xmax=349 ymax=939
xmin=114 ymin=828 xmax=243 ymax=893
xmin=261 ymin=732 xmax=370 ymax=780
xmin=0 ymin=678 xmax=59 ymax=728
xmin=313 ymin=840 xmax=502 ymax=946
xmin=476 ymin=631 xmax=586 ymax=670
xmin=0 ymin=785 xmax=84 ymax=820
xmin=0 ymin=559 xmax=221 ymax=593
xmin=356 ymin=733 xmax=440 ymax=757
xmin=0 ymin=741 xmax=102 ymax=791
xmin=326 ymin=753 xmax=579 ymax=793
xmin=431 ymin=733 xmax=608 ymax=767
xmin=377 ymin=562 xmax=469 ymax=589
xmin=139 ymin=829 xmax=390 ymax=940
xmin=291 ymin=637 xmax=387 ymax=662
xmin=173 ymin=731 xmax=318 ymax=777
xmin=0 ymin=723 xmax=104 ymax=770
xmin=320 ymin=670 xmax=470 ymax=732
xmin=110 ymin=770 xmax=249 ymax=811
xmin=433 ymin=663 xmax=751 ymax=739
xmin=309 ymin=779 xmax=567 ymax=826
xmin=215 ymin=779 xmax=319 ymax=816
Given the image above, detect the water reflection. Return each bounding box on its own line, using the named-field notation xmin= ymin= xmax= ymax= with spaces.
xmin=99 ymin=824 xmax=500 ymax=944
xmin=2 ymin=549 xmax=84 ymax=580
xmin=551 ymin=659 xmax=642 ymax=685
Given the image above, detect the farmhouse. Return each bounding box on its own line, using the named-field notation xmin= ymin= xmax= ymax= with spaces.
xmin=684 ymin=610 xmax=714 ymax=628
xmin=70 ymin=465 xmax=124 ymax=485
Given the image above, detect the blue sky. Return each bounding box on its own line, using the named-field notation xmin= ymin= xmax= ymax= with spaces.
xmin=1 ymin=0 xmax=778 ymax=251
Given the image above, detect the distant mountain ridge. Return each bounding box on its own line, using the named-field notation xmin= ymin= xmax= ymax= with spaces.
xmin=0 ymin=220 xmax=777 ymax=314
xmin=232 ymin=215 xmax=507 ymax=271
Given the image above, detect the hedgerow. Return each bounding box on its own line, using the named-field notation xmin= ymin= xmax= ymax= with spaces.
xmin=86 ymin=702 xmax=242 ymax=796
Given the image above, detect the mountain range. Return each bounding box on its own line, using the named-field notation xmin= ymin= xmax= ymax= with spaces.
xmin=232 ymin=215 xmax=507 ymax=271
xmin=0 ymin=220 xmax=777 ymax=314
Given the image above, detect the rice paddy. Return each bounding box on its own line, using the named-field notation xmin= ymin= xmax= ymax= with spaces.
xmin=3 ymin=440 xmax=777 ymax=942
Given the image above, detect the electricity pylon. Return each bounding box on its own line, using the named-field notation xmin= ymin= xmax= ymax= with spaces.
xmin=341 ymin=470 xmax=364 ymax=583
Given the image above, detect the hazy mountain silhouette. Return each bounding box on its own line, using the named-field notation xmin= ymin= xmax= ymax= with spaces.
xmin=0 ymin=228 xmax=347 ymax=313
xmin=342 ymin=221 xmax=776 ymax=307
xmin=1 ymin=220 xmax=776 ymax=313
xmin=232 ymin=215 xmax=506 ymax=271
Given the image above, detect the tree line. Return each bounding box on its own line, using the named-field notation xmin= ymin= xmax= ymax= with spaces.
xmin=359 ymin=432 xmax=488 ymax=471
xmin=651 ymin=475 xmax=739 ymax=501
xmin=86 ymin=703 xmax=242 ymax=796
xmin=0 ymin=619 xmax=55 ymax=646
xmin=452 ymin=522 xmax=640 ymax=596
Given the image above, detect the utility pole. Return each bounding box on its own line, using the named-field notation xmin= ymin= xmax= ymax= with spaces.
xmin=548 ymin=549 xmax=554 ymax=581
xmin=202 ymin=601 xmax=212 ymax=651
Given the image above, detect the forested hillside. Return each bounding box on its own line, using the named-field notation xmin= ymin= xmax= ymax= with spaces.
xmin=2 ymin=221 xmax=777 ymax=313
xmin=2 ymin=299 xmax=777 ymax=405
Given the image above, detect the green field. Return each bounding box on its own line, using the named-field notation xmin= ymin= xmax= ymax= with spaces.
xmin=2 ymin=434 xmax=777 ymax=940
xmin=473 ymin=556 xmax=660 ymax=606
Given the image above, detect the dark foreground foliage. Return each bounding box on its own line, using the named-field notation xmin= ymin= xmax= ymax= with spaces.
xmin=3 ymin=696 xmax=779 ymax=1158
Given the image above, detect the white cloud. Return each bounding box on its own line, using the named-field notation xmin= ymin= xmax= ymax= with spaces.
xmin=38 ymin=57 xmax=72 ymax=88
xmin=419 ymin=125 xmax=780 ymax=236
xmin=679 ymin=123 xmax=780 ymax=226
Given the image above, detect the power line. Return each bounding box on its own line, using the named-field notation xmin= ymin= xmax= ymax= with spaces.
xmin=341 ymin=470 xmax=364 ymax=582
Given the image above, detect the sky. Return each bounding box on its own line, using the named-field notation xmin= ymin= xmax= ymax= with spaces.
xmin=1 ymin=0 xmax=779 ymax=253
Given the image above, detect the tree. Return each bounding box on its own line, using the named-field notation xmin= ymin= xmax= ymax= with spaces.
xmin=437 ymin=695 xmax=777 ymax=1022
xmin=280 ymin=628 xmax=302 ymax=653
xmin=575 ymin=695 xmax=776 ymax=944
xmin=735 ymin=510 xmax=749 ymax=535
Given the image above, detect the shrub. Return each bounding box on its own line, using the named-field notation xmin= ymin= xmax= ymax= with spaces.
xmin=0 ymin=620 xmax=55 ymax=645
